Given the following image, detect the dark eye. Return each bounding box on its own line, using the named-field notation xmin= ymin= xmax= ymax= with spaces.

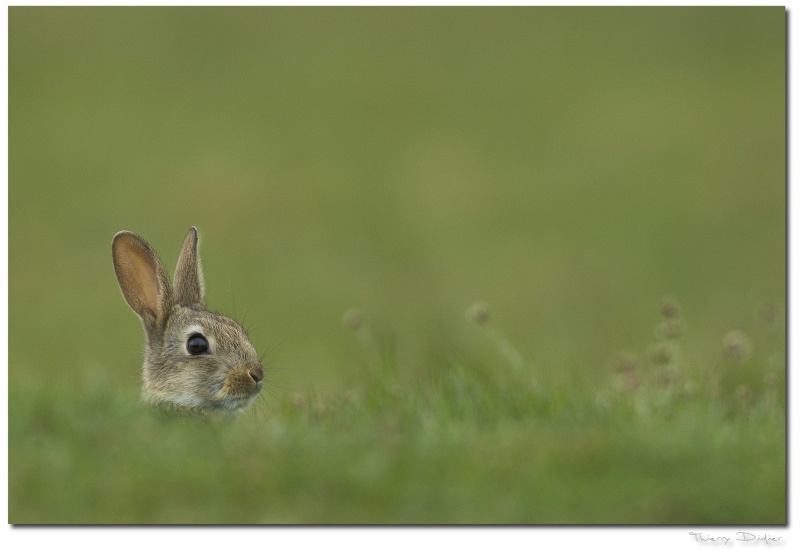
xmin=187 ymin=333 xmax=209 ymax=355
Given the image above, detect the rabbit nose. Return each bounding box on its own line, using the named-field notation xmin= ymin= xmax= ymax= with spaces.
xmin=248 ymin=363 xmax=264 ymax=384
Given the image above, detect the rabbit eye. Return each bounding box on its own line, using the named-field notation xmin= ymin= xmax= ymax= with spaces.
xmin=187 ymin=333 xmax=209 ymax=355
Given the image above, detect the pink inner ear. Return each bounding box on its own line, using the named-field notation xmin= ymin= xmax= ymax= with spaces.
xmin=127 ymin=245 xmax=160 ymax=316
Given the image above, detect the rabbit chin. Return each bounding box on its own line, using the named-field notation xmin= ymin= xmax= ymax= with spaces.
xmin=147 ymin=389 xmax=259 ymax=416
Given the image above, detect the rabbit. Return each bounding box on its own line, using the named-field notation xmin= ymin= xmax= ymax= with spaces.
xmin=112 ymin=227 xmax=264 ymax=415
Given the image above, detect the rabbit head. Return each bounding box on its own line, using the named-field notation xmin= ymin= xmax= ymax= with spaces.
xmin=112 ymin=227 xmax=264 ymax=415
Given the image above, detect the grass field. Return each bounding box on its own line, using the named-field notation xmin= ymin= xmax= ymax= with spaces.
xmin=8 ymin=7 xmax=786 ymax=524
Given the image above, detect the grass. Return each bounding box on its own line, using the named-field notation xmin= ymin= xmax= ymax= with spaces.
xmin=9 ymin=300 xmax=785 ymax=524
xmin=8 ymin=7 xmax=785 ymax=524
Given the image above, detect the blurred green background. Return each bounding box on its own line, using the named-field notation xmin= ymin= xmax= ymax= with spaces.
xmin=9 ymin=7 xmax=785 ymax=524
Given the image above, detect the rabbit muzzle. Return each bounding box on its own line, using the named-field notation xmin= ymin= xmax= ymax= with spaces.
xmin=219 ymin=361 xmax=264 ymax=402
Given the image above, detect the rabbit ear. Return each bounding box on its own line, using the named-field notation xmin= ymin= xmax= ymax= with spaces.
xmin=173 ymin=226 xmax=205 ymax=307
xmin=112 ymin=231 xmax=173 ymax=329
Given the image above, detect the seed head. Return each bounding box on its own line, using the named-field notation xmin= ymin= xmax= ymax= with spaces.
xmin=650 ymin=342 xmax=672 ymax=365
xmin=343 ymin=388 xmax=361 ymax=405
xmin=757 ymin=303 xmax=780 ymax=326
xmin=614 ymin=352 xmax=641 ymax=391
xmin=658 ymin=366 xmax=678 ymax=388
xmin=343 ymin=309 xmax=365 ymax=331
xmin=657 ymin=319 xmax=682 ymax=340
xmin=615 ymin=352 xmax=639 ymax=374
xmin=467 ymin=301 xmax=490 ymax=325
xmin=292 ymin=393 xmax=307 ymax=412
xmin=621 ymin=370 xmax=642 ymax=392
xmin=722 ymin=330 xmax=752 ymax=364
xmin=660 ymin=297 xmax=681 ymax=319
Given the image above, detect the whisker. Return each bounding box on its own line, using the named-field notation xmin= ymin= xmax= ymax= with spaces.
xmin=231 ymin=287 xmax=237 ymax=320
xmin=243 ymin=300 xmax=254 ymax=327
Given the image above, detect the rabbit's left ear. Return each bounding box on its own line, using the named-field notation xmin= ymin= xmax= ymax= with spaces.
xmin=173 ymin=226 xmax=205 ymax=307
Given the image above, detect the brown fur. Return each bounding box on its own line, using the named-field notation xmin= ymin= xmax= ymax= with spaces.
xmin=112 ymin=227 xmax=263 ymax=415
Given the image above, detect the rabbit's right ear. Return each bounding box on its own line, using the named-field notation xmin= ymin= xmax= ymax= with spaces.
xmin=173 ymin=226 xmax=205 ymax=307
xmin=112 ymin=231 xmax=173 ymax=329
